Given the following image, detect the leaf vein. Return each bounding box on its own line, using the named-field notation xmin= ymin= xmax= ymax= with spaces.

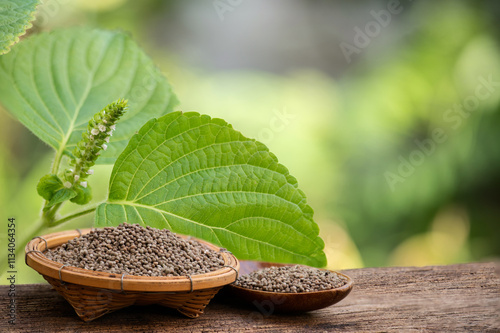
xmin=113 ymin=202 xmax=317 ymax=261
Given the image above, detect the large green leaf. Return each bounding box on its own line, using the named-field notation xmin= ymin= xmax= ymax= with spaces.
xmin=95 ymin=112 xmax=326 ymax=267
xmin=0 ymin=27 xmax=178 ymax=164
xmin=0 ymin=0 xmax=39 ymax=55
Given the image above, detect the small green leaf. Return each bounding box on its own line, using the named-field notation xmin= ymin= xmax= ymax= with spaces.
xmin=95 ymin=112 xmax=326 ymax=267
xmin=0 ymin=27 xmax=178 ymax=164
xmin=48 ymin=188 xmax=77 ymax=207
xmin=37 ymin=174 xmax=63 ymax=201
xmin=0 ymin=0 xmax=39 ymax=55
xmin=70 ymin=184 xmax=92 ymax=205
xmin=37 ymin=174 xmax=78 ymax=207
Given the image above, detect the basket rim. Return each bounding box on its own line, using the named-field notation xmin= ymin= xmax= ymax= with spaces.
xmin=25 ymin=228 xmax=240 ymax=292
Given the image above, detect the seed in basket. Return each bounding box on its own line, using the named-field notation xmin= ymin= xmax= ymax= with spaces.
xmin=44 ymin=222 xmax=225 ymax=276
xmin=26 ymin=228 xmax=240 ymax=320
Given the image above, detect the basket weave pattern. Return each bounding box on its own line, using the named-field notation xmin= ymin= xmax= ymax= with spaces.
xmin=44 ymin=275 xmax=223 ymax=321
xmin=25 ymin=229 xmax=239 ymax=321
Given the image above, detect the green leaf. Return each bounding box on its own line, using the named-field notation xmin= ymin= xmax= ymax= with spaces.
xmin=37 ymin=174 xmax=63 ymax=201
xmin=47 ymin=188 xmax=77 ymax=207
xmin=37 ymin=174 xmax=77 ymax=207
xmin=0 ymin=0 xmax=39 ymax=55
xmin=0 ymin=27 xmax=178 ymax=164
xmin=70 ymin=184 xmax=92 ymax=205
xmin=95 ymin=112 xmax=326 ymax=267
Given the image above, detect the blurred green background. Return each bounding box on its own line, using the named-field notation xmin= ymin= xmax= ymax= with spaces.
xmin=1 ymin=0 xmax=499 ymax=283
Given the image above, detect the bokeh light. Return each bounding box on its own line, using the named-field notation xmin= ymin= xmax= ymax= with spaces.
xmin=1 ymin=0 xmax=499 ymax=283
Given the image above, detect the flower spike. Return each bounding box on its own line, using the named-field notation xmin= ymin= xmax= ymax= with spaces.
xmin=64 ymin=99 xmax=127 ymax=188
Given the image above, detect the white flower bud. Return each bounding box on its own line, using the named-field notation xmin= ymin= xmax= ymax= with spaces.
xmin=98 ymin=124 xmax=107 ymax=132
xmin=107 ymin=131 xmax=113 ymax=136
xmin=91 ymin=129 xmax=99 ymax=135
xmin=105 ymin=137 xmax=110 ymax=143
xmin=110 ymin=125 xmax=116 ymax=130
xmin=102 ymin=119 xmax=108 ymax=124
xmin=74 ymin=175 xmax=80 ymax=181
xmin=80 ymin=181 xmax=87 ymax=188
xmin=102 ymin=144 xmax=108 ymax=151
xmin=64 ymin=181 xmax=72 ymax=188
xmin=87 ymin=169 xmax=94 ymax=175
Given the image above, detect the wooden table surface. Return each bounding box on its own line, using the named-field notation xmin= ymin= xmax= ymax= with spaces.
xmin=1 ymin=262 xmax=499 ymax=332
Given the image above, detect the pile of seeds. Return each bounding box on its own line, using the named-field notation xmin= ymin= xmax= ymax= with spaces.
xmin=234 ymin=265 xmax=347 ymax=293
xmin=45 ymin=223 xmax=225 ymax=277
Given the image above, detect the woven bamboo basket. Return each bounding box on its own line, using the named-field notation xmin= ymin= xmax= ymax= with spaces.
xmin=25 ymin=228 xmax=240 ymax=322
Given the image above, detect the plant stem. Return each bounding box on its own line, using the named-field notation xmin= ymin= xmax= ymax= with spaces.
xmin=51 ymin=147 xmax=64 ymax=175
xmin=41 ymin=201 xmax=63 ymax=225
xmin=49 ymin=204 xmax=99 ymax=227
xmin=41 ymin=148 xmax=65 ymax=224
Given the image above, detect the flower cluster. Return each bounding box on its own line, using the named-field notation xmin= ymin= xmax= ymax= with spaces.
xmin=63 ymin=99 xmax=128 ymax=188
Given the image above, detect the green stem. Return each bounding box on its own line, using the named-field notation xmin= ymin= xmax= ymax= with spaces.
xmin=51 ymin=147 xmax=64 ymax=175
xmin=48 ymin=202 xmax=63 ymax=216
xmin=49 ymin=204 xmax=99 ymax=227
xmin=41 ymin=201 xmax=63 ymax=225
xmin=41 ymin=149 xmax=65 ymax=223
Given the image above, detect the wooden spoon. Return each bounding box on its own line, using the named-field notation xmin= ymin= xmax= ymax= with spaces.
xmin=227 ymin=262 xmax=353 ymax=313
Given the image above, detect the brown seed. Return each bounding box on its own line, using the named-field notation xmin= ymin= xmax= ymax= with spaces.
xmin=234 ymin=265 xmax=347 ymax=293
xmin=45 ymin=222 xmax=225 ymax=277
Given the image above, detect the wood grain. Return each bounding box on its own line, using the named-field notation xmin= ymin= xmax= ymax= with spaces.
xmin=1 ymin=262 xmax=499 ymax=332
